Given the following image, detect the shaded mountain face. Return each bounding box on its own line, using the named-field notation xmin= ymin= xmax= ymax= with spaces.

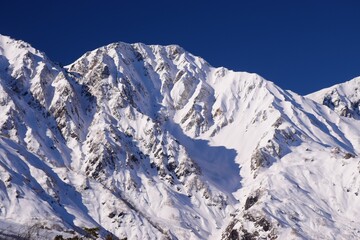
xmin=0 ymin=34 xmax=359 ymax=239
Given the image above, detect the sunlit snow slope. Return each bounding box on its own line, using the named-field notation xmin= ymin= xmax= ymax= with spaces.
xmin=0 ymin=34 xmax=359 ymax=240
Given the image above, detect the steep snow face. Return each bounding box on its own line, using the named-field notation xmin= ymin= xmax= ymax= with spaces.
xmin=66 ymin=43 xmax=238 ymax=239
xmin=0 ymin=35 xmax=67 ymax=164
xmin=307 ymin=77 xmax=360 ymax=119
xmin=218 ymin=88 xmax=360 ymax=239
xmin=0 ymin=34 xmax=360 ymax=239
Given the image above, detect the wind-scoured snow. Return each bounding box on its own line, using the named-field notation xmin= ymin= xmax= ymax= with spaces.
xmin=0 ymin=34 xmax=359 ymax=239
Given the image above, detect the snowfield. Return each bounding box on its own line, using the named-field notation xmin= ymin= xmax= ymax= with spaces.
xmin=0 ymin=34 xmax=359 ymax=239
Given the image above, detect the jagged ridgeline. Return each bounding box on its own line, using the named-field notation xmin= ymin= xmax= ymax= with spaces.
xmin=0 ymin=34 xmax=359 ymax=239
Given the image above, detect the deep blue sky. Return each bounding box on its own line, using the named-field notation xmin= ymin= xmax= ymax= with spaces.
xmin=1 ymin=0 xmax=360 ymax=94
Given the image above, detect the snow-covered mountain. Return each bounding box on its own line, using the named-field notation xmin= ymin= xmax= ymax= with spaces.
xmin=0 ymin=34 xmax=359 ymax=240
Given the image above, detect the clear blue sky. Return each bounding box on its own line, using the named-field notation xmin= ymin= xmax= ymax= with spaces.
xmin=1 ymin=0 xmax=360 ymax=94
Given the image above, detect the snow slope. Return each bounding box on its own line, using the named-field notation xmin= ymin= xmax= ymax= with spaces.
xmin=0 ymin=34 xmax=359 ymax=239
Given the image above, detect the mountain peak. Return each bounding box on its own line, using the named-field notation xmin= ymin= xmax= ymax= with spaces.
xmin=307 ymin=76 xmax=360 ymax=119
xmin=0 ymin=34 xmax=38 ymax=55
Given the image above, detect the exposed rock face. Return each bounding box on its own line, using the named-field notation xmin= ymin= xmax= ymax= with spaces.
xmin=0 ymin=34 xmax=360 ymax=239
